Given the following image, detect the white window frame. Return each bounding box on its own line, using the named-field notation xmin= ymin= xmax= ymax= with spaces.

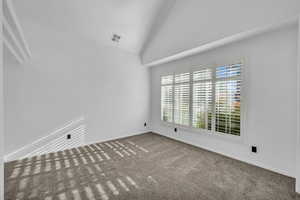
xmin=160 ymin=74 xmax=174 ymax=123
xmin=160 ymin=60 xmax=245 ymax=142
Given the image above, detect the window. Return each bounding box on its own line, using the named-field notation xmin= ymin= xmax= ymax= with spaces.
xmin=174 ymin=73 xmax=190 ymax=126
xmin=215 ymin=64 xmax=241 ymax=135
xmin=160 ymin=62 xmax=242 ymax=136
xmin=192 ymin=69 xmax=212 ymax=130
xmin=161 ymin=75 xmax=173 ymax=123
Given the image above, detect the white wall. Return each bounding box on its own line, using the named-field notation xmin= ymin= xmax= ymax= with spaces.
xmin=297 ymin=17 xmax=300 ymax=194
xmin=150 ymin=25 xmax=298 ymax=177
xmin=0 ymin=2 xmax=4 ymax=198
xmin=4 ymin=20 xmax=150 ymax=156
xmin=143 ymin=0 xmax=300 ymax=64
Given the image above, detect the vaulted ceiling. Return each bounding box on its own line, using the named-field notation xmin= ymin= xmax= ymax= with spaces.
xmin=5 ymin=0 xmax=300 ymax=65
xmin=11 ymin=0 xmax=174 ymax=54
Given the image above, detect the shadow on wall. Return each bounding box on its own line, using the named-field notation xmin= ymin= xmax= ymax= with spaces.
xmin=5 ymin=116 xmax=86 ymax=162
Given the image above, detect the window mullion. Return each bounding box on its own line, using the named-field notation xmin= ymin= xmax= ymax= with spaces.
xmin=211 ymin=66 xmax=217 ymax=133
xmin=189 ymin=72 xmax=193 ymax=127
xmin=172 ymin=73 xmax=175 ymax=124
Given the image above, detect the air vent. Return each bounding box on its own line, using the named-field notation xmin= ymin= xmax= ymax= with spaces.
xmin=112 ymin=34 xmax=121 ymax=42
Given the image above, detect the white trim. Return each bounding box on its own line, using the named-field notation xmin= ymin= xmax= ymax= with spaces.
xmin=152 ymin=130 xmax=293 ymax=178
xmin=144 ymin=17 xmax=298 ymax=67
xmin=2 ymin=16 xmax=28 ymax=60
xmin=211 ymin=65 xmax=216 ymax=132
xmin=84 ymin=131 xmax=150 ymax=146
xmin=296 ymin=15 xmax=300 ymax=194
xmin=160 ymin=120 xmax=243 ymax=144
xmin=3 ymin=35 xmax=24 ymax=63
xmin=4 ymin=0 xmax=32 ymax=57
xmin=4 ymin=117 xmax=85 ymax=162
xmin=189 ymin=70 xmax=193 ymax=127
xmin=172 ymin=73 xmax=175 ymax=123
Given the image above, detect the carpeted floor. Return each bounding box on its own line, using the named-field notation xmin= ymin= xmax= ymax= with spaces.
xmin=5 ymin=132 xmax=300 ymax=200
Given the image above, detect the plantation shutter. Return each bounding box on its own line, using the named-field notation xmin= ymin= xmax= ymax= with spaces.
xmin=161 ymin=75 xmax=174 ymax=123
xmin=160 ymin=62 xmax=242 ymax=137
xmin=192 ymin=69 xmax=213 ymax=130
xmin=174 ymin=73 xmax=190 ymax=126
xmin=215 ymin=64 xmax=242 ymax=136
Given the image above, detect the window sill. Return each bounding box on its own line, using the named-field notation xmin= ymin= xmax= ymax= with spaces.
xmin=160 ymin=120 xmax=244 ymax=144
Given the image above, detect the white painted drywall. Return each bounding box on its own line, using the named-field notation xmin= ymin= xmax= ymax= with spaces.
xmin=4 ymin=20 xmax=150 ymax=156
xmin=150 ymin=25 xmax=298 ymax=177
xmin=0 ymin=1 xmax=4 ymax=198
xmin=0 ymin=51 xmax=4 ymax=200
xmin=142 ymin=0 xmax=300 ymax=64
xmin=296 ymin=16 xmax=300 ymax=194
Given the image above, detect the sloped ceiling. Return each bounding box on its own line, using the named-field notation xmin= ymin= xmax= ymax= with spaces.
xmin=142 ymin=0 xmax=300 ymax=64
xmin=11 ymin=0 xmax=173 ymax=54
xmin=7 ymin=0 xmax=299 ymax=64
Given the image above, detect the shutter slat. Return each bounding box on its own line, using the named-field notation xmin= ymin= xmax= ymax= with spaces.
xmin=161 ymin=75 xmax=173 ymax=85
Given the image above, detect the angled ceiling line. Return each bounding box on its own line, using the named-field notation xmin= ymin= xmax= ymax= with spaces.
xmin=139 ymin=0 xmax=177 ymax=58
xmin=143 ymin=16 xmax=298 ymax=67
xmin=3 ymin=35 xmax=24 ymax=63
xmin=3 ymin=16 xmax=28 ymax=61
xmin=5 ymin=0 xmax=32 ymax=58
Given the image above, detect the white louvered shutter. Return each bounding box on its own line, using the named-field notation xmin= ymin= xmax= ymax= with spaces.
xmin=215 ymin=64 xmax=242 ymax=136
xmin=161 ymin=75 xmax=174 ymax=123
xmin=174 ymin=73 xmax=190 ymax=126
xmin=192 ymin=69 xmax=213 ymax=130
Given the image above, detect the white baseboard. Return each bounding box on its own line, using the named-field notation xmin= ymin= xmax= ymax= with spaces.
xmin=4 ymin=117 xmax=86 ymax=162
xmin=85 ymin=130 xmax=150 ymax=146
xmin=152 ymin=130 xmax=294 ymax=178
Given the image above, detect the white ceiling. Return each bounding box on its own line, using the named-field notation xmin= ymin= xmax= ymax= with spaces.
xmin=142 ymin=0 xmax=300 ymax=63
xmin=12 ymin=0 xmax=170 ymax=53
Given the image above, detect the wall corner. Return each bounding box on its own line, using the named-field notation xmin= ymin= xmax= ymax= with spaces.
xmin=296 ymin=15 xmax=300 ymax=194
xmin=0 ymin=0 xmax=4 ymax=198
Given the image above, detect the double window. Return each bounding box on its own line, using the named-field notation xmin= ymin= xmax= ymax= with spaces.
xmin=161 ymin=63 xmax=242 ymax=136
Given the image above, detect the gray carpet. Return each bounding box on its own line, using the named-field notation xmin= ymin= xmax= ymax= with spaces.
xmin=5 ymin=132 xmax=300 ymax=200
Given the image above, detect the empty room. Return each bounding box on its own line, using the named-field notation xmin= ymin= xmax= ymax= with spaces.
xmin=1 ymin=0 xmax=300 ymax=199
